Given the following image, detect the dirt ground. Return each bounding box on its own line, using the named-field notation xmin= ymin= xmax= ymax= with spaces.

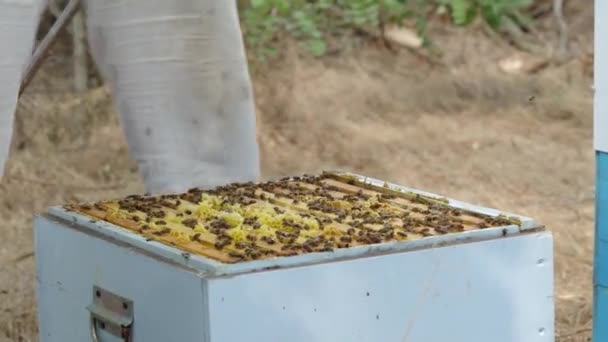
xmin=0 ymin=3 xmax=596 ymax=341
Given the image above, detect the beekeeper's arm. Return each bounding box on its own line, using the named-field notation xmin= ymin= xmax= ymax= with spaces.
xmin=0 ymin=0 xmax=260 ymax=195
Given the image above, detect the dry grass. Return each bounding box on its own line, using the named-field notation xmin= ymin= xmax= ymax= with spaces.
xmin=0 ymin=6 xmax=595 ymax=341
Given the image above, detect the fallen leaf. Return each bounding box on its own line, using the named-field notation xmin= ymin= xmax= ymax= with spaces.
xmin=499 ymin=53 xmax=549 ymax=75
xmin=383 ymin=25 xmax=423 ymax=49
xmin=499 ymin=56 xmax=524 ymax=74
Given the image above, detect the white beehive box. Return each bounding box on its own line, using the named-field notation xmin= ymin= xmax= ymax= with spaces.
xmin=33 ymin=172 xmax=554 ymax=342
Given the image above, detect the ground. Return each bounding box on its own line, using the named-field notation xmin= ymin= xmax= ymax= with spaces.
xmin=0 ymin=3 xmax=596 ymax=341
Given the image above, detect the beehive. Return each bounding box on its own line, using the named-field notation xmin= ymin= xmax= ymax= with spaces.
xmin=34 ymin=171 xmax=554 ymax=342
xmin=65 ymin=171 xmax=520 ymax=264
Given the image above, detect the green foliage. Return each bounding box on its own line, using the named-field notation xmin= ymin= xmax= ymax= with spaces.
xmin=240 ymin=0 xmax=536 ymax=60
xmin=242 ymin=0 xmax=411 ymax=59
xmin=439 ymin=0 xmax=534 ymax=29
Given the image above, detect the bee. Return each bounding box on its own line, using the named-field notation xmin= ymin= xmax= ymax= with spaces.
xmin=261 ymin=236 xmax=276 ymax=245
xmin=218 ymin=231 xmax=232 ymax=240
xmin=304 ymin=237 xmax=322 ymax=248
xmin=380 ymin=224 xmax=393 ymax=233
xmin=187 ymin=187 xmax=201 ymax=194
xmin=319 ymin=244 xmax=334 ymax=252
xmin=210 ymin=218 xmax=230 ymax=230
xmin=302 ymin=244 xmax=314 ymax=253
xmin=235 ymin=241 xmax=249 ymax=249
xmin=243 ymin=217 xmax=258 ymax=226
xmin=214 ymin=239 xmax=231 ymax=250
xmin=359 ymin=230 xmax=380 ymax=243
xmin=181 ymin=219 xmax=198 ymax=229
xmin=340 ymin=235 xmax=353 ymax=243
xmin=228 ymin=252 xmax=245 ymax=260
xmin=153 ymin=228 xmax=171 ymax=236
xmin=245 ymin=248 xmax=262 ymax=259
xmin=151 ymin=210 xmax=166 ymax=218
xmin=420 ymin=229 xmax=433 ymax=237
xmin=357 ymin=236 xmax=372 ymax=244
xmin=434 ymin=227 xmax=448 ymax=234
xmin=160 ymin=200 xmax=174 ymax=208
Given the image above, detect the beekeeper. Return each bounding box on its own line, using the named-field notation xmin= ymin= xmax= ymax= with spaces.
xmin=0 ymin=0 xmax=260 ymax=194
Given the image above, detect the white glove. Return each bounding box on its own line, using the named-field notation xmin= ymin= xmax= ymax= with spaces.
xmin=0 ymin=0 xmax=261 ymax=195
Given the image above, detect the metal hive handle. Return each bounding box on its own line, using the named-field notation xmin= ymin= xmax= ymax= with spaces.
xmin=90 ymin=315 xmax=131 ymax=342
xmin=89 ymin=316 xmax=100 ymax=342
xmin=87 ymin=286 xmax=134 ymax=342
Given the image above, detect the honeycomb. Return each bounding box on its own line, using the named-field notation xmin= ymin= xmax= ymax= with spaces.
xmin=65 ymin=172 xmax=520 ymax=264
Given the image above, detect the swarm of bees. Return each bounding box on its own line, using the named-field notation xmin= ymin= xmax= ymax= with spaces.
xmin=67 ymin=173 xmax=520 ymax=263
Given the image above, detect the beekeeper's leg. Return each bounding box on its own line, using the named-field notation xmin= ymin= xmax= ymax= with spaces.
xmin=86 ymin=0 xmax=260 ymax=194
xmin=0 ymin=0 xmax=45 ymax=181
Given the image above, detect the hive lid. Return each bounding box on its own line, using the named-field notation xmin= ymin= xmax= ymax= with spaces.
xmin=46 ymin=171 xmax=540 ymax=277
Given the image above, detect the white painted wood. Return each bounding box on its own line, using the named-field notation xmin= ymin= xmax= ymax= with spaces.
xmin=206 ymin=232 xmax=554 ymax=342
xmin=34 ymin=216 xmax=209 ymax=342
xmin=45 ymin=170 xmax=539 ymax=277
xmin=48 ymin=205 xmax=528 ymax=278
xmin=35 ymin=213 xmax=554 ymax=342
xmin=596 ymin=0 xmax=608 ymax=152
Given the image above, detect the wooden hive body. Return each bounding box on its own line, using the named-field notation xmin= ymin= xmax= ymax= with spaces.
xmin=34 ymin=172 xmax=555 ymax=342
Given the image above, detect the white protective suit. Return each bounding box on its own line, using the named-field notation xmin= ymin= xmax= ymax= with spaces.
xmin=0 ymin=0 xmax=260 ymax=194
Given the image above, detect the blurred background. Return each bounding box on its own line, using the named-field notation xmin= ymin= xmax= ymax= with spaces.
xmin=0 ymin=0 xmax=594 ymax=341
